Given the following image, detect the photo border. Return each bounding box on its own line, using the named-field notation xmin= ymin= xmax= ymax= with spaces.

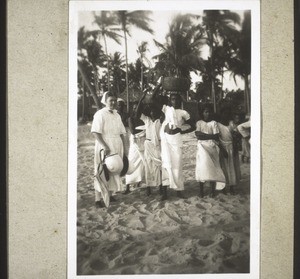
xmin=68 ymin=1 xmax=260 ymax=278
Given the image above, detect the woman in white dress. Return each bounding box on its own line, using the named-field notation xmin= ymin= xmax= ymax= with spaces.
xmin=159 ymin=93 xmax=195 ymax=200
xmin=195 ymin=104 xmax=226 ymax=197
xmin=124 ymin=101 xmax=146 ymax=194
xmin=136 ymin=92 xmax=162 ymax=196
xmin=217 ymin=107 xmax=241 ymax=194
xmin=91 ymin=92 xmax=127 ymax=208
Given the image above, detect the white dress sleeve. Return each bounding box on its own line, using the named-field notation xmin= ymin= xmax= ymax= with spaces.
xmin=195 ymin=120 xmax=201 ymax=132
xmin=118 ymin=114 xmax=127 ymax=135
xmin=91 ymin=111 xmax=103 ymax=134
xmin=140 ymin=113 xmax=149 ymax=126
xmin=212 ymin=121 xmax=220 ymax=134
xmin=237 ymin=121 xmax=251 ymax=137
xmin=181 ymin=110 xmax=190 ymax=121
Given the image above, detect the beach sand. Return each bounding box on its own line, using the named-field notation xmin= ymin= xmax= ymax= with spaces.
xmin=76 ymin=124 xmax=250 ymax=275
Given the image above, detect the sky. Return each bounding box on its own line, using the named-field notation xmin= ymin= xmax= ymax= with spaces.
xmin=78 ymin=10 xmax=246 ymax=91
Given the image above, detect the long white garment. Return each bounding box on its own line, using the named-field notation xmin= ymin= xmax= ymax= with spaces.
xmin=237 ymin=120 xmax=251 ymax=145
xmin=160 ymin=105 xmax=190 ymax=190
xmin=125 ymin=130 xmax=146 ymax=185
xmin=195 ymin=120 xmax=226 ymax=185
xmin=217 ymin=122 xmax=241 ymax=186
xmin=91 ymin=108 xmax=126 ymax=195
xmin=141 ymin=114 xmax=161 ymax=187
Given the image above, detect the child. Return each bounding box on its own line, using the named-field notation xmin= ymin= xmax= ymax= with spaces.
xmin=217 ymin=107 xmax=241 ymax=194
xmin=159 ymin=93 xmax=195 ymax=200
xmin=136 ymin=92 xmax=162 ymax=196
xmin=195 ymin=104 xmax=226 ymax=197
xmin=91 ymin=92 xmax=127 ymax=208
xmin=124 ymin=102 xmax=146 ymax=194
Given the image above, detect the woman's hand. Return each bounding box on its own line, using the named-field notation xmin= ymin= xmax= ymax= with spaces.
xmin=103 ymin=145 xmax=111 ymax=156
xmin=164 ymin=124 xmax=181 ymax=135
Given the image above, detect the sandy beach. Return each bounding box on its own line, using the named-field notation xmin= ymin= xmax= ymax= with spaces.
xmin=76 ymin=123 xmax=250 ymax=275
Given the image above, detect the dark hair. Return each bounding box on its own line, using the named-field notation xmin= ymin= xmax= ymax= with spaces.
xmin=219 ymin=106 xmax=232 ymax=125
xmin=149 ymin=103 xmax=161 ymax=119
xmin=198 ymin=103 xmax=213 ymax=120
xmin=104 ymin=92 xmax=116 ymax=102
xmin=169 ymin=93 xmax=182 ymax=106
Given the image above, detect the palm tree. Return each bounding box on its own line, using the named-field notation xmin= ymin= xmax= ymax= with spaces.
xmin=201 ymin=10 xmax=241 ymax=112
xmin=153 ymin=14 xmax=205 ymax=79
xmin=77 ymin=27 xmax=103 ymax=109
xmin=84 ymin=35 xmax=106 ymax=95
xmin=110 ymin=52 xmax=126 ymax=95
xmin=227 ymin=11 xmax=251 ymax=114
xmin=117 ymin=11 xmax=154 ymax=112
xmin=93 ymin=11 xmax=122 ymax=91
xmin=137 ymin=41 xmax=149 ymax=91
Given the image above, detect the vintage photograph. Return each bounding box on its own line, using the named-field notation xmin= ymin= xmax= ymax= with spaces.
xmin=69 ymin=1 xmax=260 ymax=278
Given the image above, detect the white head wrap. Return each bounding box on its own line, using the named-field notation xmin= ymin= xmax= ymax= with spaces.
xmin=101 ymin=91 xmax=109 ymax=105
xmin=117 ymin=98 xmax=125 ymax=103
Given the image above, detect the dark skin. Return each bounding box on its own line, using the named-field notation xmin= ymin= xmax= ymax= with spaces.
xmin=164 ymin=94 xmax=195 ymax=135
xmin=195 ymin=108 xmax=219 ymax=140
xmin=137 ymin=92 xmax=160 ymax=122
xmin=195 ymin=108 xmax=228 ymax=158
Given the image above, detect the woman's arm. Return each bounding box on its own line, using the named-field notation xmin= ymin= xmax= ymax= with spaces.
xmin=92 ymin=132 xmax=110 ymax=155
xmin=151 ymin=77 xmax=163 ymax=101
xmin=195 ymin=131 xmax=219 ymax=140
xmin=120 ymin=134 xmax=128 ymax=156
xmin=136 ymin=92 xmax=147 ymax=119
xmin=180 ymin=118 xmax=196 ymax=134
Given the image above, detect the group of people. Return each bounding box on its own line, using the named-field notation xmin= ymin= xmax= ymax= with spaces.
xmin=91 ymin=79 xmax=251 ymax=208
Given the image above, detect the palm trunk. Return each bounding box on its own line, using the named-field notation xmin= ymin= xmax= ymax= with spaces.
xmin=81 ymin=78 xmax=85 ymax=120
xmin=141 ymin=58 xmax=144 ymax=91
xmin=208 ymin=32 xmax=216 ymax=113
xmin=124 ymin=29 xmax=129 ymax=113
xmin=244 ymin=75 xmax=250 ymax=114
xmin=103 ymin=35 xmax=111 ymax=91
xmin=78 ymin=62 xmax=101 ymax=109
xmin=210 ymin=57 xmax=216 ymax=113
xmin=221 ymin=67 xmax=224 ymax=100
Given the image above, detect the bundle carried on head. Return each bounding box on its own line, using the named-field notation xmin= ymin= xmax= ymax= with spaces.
xmin=162 ymin=77 xmax=190 ymax=92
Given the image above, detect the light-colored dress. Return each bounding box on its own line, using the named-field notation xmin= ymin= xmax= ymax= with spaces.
xmin=141 ymin=114 xmax=162 ymax=187
xmin=160 ymin=105 xmax=190 ymax=190
xmin=195 ymin=120 xmax=226 ymax=185
xmin=125 ymin=129 xmax=146 ymax=185
xmin=91 ymin=108 xmax=126 ymax=194
xmin=217 ymin=122 xmax=241 ymax=186
xmin=237 ymin=120 xmax=251 ymax=157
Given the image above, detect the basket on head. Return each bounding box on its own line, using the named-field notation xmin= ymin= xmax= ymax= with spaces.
xmin=162 ymin=77 xmax=190 ymax=92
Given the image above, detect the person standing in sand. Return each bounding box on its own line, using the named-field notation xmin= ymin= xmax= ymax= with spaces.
xmin=158 ymin=92 xmax=195 ymax=201
xmin=91 ymin=92 xmax=127 ymax=208
xmin=217 ymin=107 xmax=241 ymax=195
xmin=124 ymin=101 xmax=146 ymax=194
xmin=237 ymin=116 xmax=251 ymax=163
xmin=136 ymin=91 xmax=162 ymax=196
xmin=195 ymin=104 xmax=226 ymax=198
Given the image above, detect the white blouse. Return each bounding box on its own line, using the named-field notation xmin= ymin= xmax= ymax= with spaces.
xmin=91 ymin=108 xmax=126 ymax=137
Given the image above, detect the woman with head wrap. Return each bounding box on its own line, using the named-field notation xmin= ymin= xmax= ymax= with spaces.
xmin=91 ymin=92 xmax=127 ymax=208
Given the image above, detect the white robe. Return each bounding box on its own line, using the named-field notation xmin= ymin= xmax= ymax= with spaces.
xmin=125 ymin=130 xmax=146 ymax=185
xmin=217 ymin=122 xmax=241 ymax=186
xmin=195 ymin=120 xmax=226 ymax=186
xmin=160 ymin=105 xmax=190 ymax=190
xmin=91 ymin=108 xmax=126 ymax=195
xmin=141 ymin=114 xmax=162 ymax=187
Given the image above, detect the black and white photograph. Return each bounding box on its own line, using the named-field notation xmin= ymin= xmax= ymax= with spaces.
xmin=68 ymin=1 xmax=260 ymax=278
